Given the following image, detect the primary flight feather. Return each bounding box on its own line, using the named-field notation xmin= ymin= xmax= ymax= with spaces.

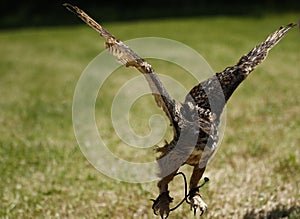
xmin=64 ymin=4 xmax=295 ymax=218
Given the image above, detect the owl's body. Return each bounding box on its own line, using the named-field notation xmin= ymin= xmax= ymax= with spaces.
xmin=64 ymin=4 xmax=295 ymax=218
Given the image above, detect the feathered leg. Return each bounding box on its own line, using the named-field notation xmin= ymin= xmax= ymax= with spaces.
xmin=189 ymin=166 xmax=207 ymax=216
xmin=152 ymin=170 xmax=178 ymax=219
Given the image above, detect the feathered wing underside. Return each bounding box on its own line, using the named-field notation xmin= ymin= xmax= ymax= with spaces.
xmin=187 ymin=23 xmax=295 ymax=111
xmin=236 ymin=23 xmax=296 ymax=74
xmin=64 ymin=3 xmax=179 ymax=136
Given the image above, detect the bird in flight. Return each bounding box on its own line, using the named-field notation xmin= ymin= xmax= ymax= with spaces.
xmin=64 ymin=3 xmax=295 ymax=218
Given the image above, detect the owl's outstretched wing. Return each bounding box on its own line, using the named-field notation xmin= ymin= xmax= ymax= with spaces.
xmin=64 ymin=3 xmax=179 ymax=135
xmin=186 ymin=23 xmax=295 ymax=114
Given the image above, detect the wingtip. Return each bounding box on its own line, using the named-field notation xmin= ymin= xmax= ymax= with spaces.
xmin=279 ymin=23 xmax=296 ymax=30
xmin=63 ymin=3 xmax=77 ymax=13
xmin=288 ymin=23 xmax=297 ymax=28
xmin=63 ymin=2 xmax=71 ymax=8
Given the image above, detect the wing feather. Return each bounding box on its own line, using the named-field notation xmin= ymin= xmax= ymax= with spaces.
xmin=64 ymin=3 xmax=179 ymax=135
xmin=186 ymin=23 xmax=295 ymax=113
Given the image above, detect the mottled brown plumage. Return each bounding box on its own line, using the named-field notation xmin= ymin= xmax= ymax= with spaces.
xmin=64 ymin=4 xmax=295 ymax=218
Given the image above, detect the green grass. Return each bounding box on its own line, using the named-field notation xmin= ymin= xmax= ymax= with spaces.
xmin=1 ymin=13 xmax=300 ymax=218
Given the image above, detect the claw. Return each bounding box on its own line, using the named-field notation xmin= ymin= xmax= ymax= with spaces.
xmin=193 ymin=205 xmax=197 ymax=216
xmin=189 ymin=192 xmax=207 ymax=217
xmin=200 ymin=207 xmax=205 ymax=216
xmin=161 ymin=212 xmax=169 ymax=219
xmin=151 ymin=191 xmax=173 ymax=218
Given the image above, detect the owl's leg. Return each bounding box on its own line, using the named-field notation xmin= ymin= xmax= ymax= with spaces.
xmin=152 ymin=170 xmax=178 ymax=219
xmin=189 ymin=166 xmax=207 ymax=216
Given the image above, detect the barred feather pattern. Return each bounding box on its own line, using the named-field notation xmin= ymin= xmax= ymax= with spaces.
xmin=187 ymin=23 xmax=295 ymax=115
xmin=65 ymin=3 xmax=295 ymax=167
xmin=65 ymin=5 xmax=296 ymax=216
xmin=237 ymin=23 xmax=296 ymax=74
xmin=175 ymin=23 xmax=295 ymax=166
xmin=63 ymin=3 xmax=180 ymax=137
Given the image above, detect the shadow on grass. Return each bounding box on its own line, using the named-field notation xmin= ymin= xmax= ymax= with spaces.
xmin=244 ymin=205 xmax=300 ymax=219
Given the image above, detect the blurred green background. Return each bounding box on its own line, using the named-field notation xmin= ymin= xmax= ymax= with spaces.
xmin=1 ymin=1 xmax=299 ymax=218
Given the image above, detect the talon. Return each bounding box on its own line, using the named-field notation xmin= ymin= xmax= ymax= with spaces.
xmin=200 ymin=208 xmax=204 ymax=216
xmin=189 ymin=192 xmax=207 ymax=217
xmin=151 ymin=191 xmax=173 ymax=218
xmin=161 ymin=212 xmax=169 ymax=219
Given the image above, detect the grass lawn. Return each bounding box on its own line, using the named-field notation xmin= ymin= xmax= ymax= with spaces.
xmin=1 ymin=13 xmax=300 ymax=218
